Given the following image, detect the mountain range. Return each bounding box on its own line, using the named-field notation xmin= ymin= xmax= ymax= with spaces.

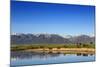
xmin=11 ymin=34 xmax=95 ymax=45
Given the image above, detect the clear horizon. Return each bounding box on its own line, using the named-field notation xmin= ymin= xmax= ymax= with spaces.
xmin=11 ymin=1 xmax=95 ymax=36
xmin=11 ymin=32 xmax=95 ymax=37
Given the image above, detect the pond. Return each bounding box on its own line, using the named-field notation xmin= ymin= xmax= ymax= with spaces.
xmin=11 ymin=51 xmax=95 ymax=66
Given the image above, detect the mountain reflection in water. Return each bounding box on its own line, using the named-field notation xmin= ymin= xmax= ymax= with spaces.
xmin=11 ymin=51 xmax=94 ymax=60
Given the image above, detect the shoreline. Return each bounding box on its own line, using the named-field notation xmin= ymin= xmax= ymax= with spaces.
xmin=12 ymin=48 xmax=95 ymax=54
xmin=26 ymin=48 xmax=95 ymax=51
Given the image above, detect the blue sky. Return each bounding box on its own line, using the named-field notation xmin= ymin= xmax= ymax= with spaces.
xmin=11 ymin=1 xmax=95 ymax=35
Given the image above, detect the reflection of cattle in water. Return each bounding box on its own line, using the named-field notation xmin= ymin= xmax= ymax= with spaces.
xmin=83 ymin=54 xmax=88 ymax=56
xmin=11 ymin=51 xmax=94 ymax=60
xmin=77 ymin=53 xmax=88 ymax=56
xmin=77 ymin=53 xmax=82 ymax=56
xmin=76 ymin=53 xmax=94 ymax=56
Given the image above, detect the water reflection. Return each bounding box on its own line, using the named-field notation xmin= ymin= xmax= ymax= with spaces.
xmin=76 ymin=53 xmax=94 ymax=56
xmin=11 ymin=51 xmax=94 ymax=60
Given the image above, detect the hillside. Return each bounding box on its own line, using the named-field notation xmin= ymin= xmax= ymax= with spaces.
xmin=11 ymin=34 xmax=95 ymax=45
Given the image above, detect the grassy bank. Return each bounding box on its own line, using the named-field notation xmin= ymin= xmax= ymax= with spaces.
xmin=11 ymin=44 xmax=95 ymax=51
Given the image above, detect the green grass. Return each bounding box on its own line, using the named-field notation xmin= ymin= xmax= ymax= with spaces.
xmin=11 ymin=44 xmax=95 ymax=51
